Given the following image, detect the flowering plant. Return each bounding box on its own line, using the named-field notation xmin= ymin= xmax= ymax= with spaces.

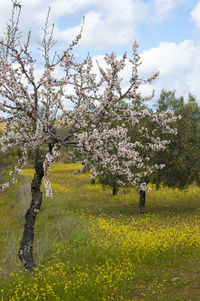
xmin=0 ymin=1 xmax=178 ymax=270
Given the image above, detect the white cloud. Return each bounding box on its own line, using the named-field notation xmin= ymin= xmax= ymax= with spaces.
xmin=52 ymin=0 xmax=150 ymax=49
xmin=140 ymin=40 xmax=195 ymax=75
xmin=0 ymin=1 xmax=14 ymax=36
xmin=22 ymin=0 xmax=44 ymax=6
xmin=50 ymin=0 xmax=94 ymax=16
xmin=0 ymin=0 xmax=191 ymax=51
xmin=152 ymin=0 xmax=190 ymax=22
xmin=154 ymin=0 xmax=176 ymax=20
xmin=0 ymin=0 xmax=150 ymax=51
xmin=0 ymin=0 xmax=199 ymax=107
xmin=139 ymin=40 xmax=200 ymax=101
xmin=88 ymin=39 xmax=200 ymax=107
xmin=191 ymin=1 xmax=200 ymax=29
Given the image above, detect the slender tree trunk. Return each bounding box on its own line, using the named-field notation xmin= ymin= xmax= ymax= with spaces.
xmin=138 ymin=190 xmax=146 ymax=213
xmin=112 ymin=182 xmax=118 ymax=195
xmin=91 ymin=178 xmax=95 ymax=184
xmin=18 ymin=150 xmax=44 ymax=271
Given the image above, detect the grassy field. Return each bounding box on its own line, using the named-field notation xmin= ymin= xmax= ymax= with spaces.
xmin=0 ymin=163 xmax=200 ymax=300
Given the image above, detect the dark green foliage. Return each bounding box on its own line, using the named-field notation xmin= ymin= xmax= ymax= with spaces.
xmin=0 ymin=148 xmax=21 ymax=171
xmin=0 ymin=129 xmax=21 ymax=172
xmin=99 ymin=174 xmax=119 ymax=195
xmin=151 ymin=90 xmax=200 ymax=189
xmin=26 ymin=144 xmax=49 ymax=166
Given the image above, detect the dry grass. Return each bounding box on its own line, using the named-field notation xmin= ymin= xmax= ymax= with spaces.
xmin=0 ymin=122 xmax=5 ymax=130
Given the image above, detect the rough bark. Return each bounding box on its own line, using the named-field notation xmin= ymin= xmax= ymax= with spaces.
xmin=18 ymin=150 xmax=44 ymax=271
xmin=138 ymin=190 xmax=146 ymax=213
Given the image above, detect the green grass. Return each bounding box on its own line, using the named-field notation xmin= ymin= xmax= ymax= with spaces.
xmin=0 ymin=163 xmax=200 ymax=300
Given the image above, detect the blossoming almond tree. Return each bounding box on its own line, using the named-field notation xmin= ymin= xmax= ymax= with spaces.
xmin=80 ymin=105 xmax=179 ymax=213
xmin=0 ymin=1 xmax=178 ymax=271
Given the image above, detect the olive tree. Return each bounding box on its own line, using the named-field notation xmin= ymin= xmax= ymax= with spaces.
xmin=151 ymin=90 xmax=200 ymax=190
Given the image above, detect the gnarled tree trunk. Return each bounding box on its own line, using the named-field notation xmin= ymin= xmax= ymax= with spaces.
xmin=138 ymin=190 xmax=145 ymax=214
xmin=18 ymin=150 xmax=44 ymax=271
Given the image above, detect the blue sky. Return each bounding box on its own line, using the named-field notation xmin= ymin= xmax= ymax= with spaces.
xmin=137 ymin=2 xmax=199 ymax=51
xmin=1 ymin=0 xmax=200 ymax=105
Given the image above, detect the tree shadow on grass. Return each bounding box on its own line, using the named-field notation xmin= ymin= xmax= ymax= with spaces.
xmin=87 ymin=202 xmax=200 ymax=219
